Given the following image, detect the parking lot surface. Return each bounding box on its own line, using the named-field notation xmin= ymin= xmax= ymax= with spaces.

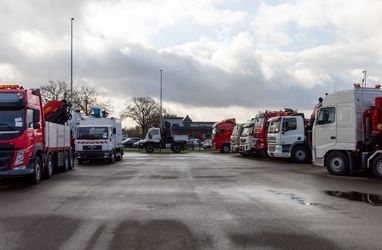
xmin=0 ymin=152 xmax=381 ymax=250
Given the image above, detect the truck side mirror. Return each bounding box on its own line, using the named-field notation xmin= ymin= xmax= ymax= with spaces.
xmin=33 ymin=109 xmax=40 ymax=123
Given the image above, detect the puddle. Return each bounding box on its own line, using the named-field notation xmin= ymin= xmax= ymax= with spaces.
xmin=267 ymin=189 xmax=320 ymax=206
xmin=325 ymin=191 xmax=382 ymax=206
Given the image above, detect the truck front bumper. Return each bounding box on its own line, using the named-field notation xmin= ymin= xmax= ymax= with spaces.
xmin=0 ymin=166 xmax=34 ymax=176
xmin=75 ymin=151 xmax=113 ymax=159
xmin=268 ymin=145 xmax=291 ymax=158
xmin=231 ymin=144 xmax=240 ymax=152
xmin=239 ymin=144 xmax=252 ymax=153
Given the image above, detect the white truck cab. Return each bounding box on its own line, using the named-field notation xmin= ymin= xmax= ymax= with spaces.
xmin=140 ymin=126 xmax=188 ymax=153
xmin=75 ymin=117 xmax=123 ymax=164
xmin=312 ymin=86 xmax=382 ymax=178
xmin=267 ymin=115 xmax=311 ymax=163
xmin=239 ymin=118 xmax=256 ymax=154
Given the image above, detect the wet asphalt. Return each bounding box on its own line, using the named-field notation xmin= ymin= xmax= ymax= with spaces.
xmin=0 ymin=151 xmax=381 ymax=250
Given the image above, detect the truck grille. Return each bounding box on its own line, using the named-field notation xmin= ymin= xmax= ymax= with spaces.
xmin=267 ymin=136 xmax=276 ymax=144
xmin=0 ymin=151 xmax=13 ymax=172
xmin=240 ymin=138 xmax=247 ymax=144
xmin=83 ymin=145 xmax=102 ymax=151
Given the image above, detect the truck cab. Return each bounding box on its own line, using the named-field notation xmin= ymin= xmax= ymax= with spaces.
xmin=0 ymin=85 xmax=44 ymax=179
xmin=212 ymin=118 xmax=236 ymax=153
xmin=267 ymin=115 xmax=311 ymax=163
xmin=140 ymin=125 xmax=186 ymax=153
xmin=75 ymin=117 xmax=123 ymax=164
xmin=230 ymin=123 xmax=243 ymax=152
xmin=312 ymin=86 xmax=382 ymax=178
xmin=239 ymin=118 xmax=256 ymax=155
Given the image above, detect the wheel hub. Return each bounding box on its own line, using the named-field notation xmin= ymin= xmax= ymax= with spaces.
xmin=376 ymin=161 xmax=382 ymax=175
xmin=331 ymin=157 xmax=343 ymax=171
xmin=296 ymin=150 xmax=306 ymax=160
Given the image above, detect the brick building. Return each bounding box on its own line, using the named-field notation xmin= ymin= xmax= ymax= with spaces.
xmin=165 ymin=115 xmax=214 ymax=140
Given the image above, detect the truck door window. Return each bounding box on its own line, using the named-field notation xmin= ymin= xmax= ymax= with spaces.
xmin=283 ymin=118 xmax=297 ymax=132
xmin=316 ymin=107 xmax=335 ymax=125
xmin=27 ymin=109 xmax=34 ymax=128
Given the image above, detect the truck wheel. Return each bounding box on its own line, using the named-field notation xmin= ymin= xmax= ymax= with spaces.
xmin=221 ymin=144 xmax=230 ymax=153
xmin=43 ymin=154 xmax=53 ymax=179
xmin=27 ymin=156 xmax=42 ymax=185
xmin=145 ymin=144 xmax=155 ymax=153
xmin=371 ymin=155 xmax=382 ymax=179
xmin=77 ymin=159 xmax=85 ymax=165
xmin=326 ymin=151 xmax=349 ymax=176
xmin=116 ymin=150 xmax=122 ymax=161
xmin=291 ymin=146 xmax=309 ymax=163
xmin=109 ymin=153 xmax=115 ymax=164
xmin=62 ymin=151 xmax=70 ymax=172
xmin=172 ymin=144 xmax=181 ymax=153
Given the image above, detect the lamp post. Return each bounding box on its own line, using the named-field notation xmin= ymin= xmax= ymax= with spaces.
xmin=70 ymin=17 xmax=75 ymax=106
xmin=160 ymin=69 xmax=163 ymax=129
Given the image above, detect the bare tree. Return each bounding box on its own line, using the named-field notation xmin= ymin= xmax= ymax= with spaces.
xmin=40 ymin=81 xmax=71 ymax=105
xmin=40 ymin=81 xmax=111 ymax=116
xmin=121 ymin=97 xmax=161 ymax=137
xmin=123 ymin=126 xmax=142 ymax=138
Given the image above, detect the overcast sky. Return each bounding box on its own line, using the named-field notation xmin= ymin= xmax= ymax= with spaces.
xmin=1 ymin=0 xmax=382 ymax=125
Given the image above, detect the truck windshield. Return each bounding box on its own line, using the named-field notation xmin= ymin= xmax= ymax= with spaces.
xmin=0 ymin=92 xmax=23 ymax=102
xmin=232 ymin=125 xmax=241 ymax=136
xmin=268 ymin=118 xmax=281 ymax=133
xmin=0 ymin=110 xmax=25 ymax=131
xmin=241 ymin=124 xmax=254 ymax=136
xmin=254 ymin=118 xmax=264 ymax=128
xmin=211 ymin=128 xmax=217 ymax=138
xmin=77 ymin=127 xmax=108 ymax=139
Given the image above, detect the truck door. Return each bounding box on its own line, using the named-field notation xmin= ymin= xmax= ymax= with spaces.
xmin=313 ymin=107 xmax=336 ymax=160
xmin=281 ymin=117 xmax=299 ymax=153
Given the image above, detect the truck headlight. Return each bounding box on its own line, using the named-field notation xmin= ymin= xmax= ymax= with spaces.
xmin=15 ymin=150 xmax=26 ymax=165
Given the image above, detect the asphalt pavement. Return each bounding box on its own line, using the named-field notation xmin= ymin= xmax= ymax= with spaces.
xmin=0 ymin=151 xmax=381 ymax=250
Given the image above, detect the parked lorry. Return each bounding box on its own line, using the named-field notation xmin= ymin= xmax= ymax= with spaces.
xmin=230 ymin=123 xmax=243 ymax=152
xmin=267 ymin=114 xmax=312 ymax=163
xmin=0 ymin=84 xmax=74 ymax=184
xmin=75 ymin=115 xmax=123 ymax=164
xmin=140 ymin=122 xmax=187 ymax=153
xmin=212 ymin=118 xmax=236 ymax=153
xmin=312 ymin=85 xmax=382 ymax=179
xmin=239 ymin=110 xmax=294 ymax=156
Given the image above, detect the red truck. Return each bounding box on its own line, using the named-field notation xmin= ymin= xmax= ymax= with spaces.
xmin=211 ymin=118 xmax=236 ymax=153
xmin=239 ymin=110 xmax=294 ymax=156
xmin=0 ymin=84 xmax=74 ymax=184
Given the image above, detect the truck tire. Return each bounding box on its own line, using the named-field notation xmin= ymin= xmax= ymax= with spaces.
xmin=221 ymin=144 xmax=230 ymax=153
xmin=326 ymin=151 xmax=349 ymax=176
xmin=43 ymin=154 xmax=53 ymax=179
xmin=145 ymin=144 xmax=155 ymax=153
xmin=78 ymin=159 xmax=85 ymax=165
xmin=371 ymin=155 xmax=382 ymax=179
xmin=62 ymin=151 xmax=70 ymax=172
xmin=109 ymin=153 xmax=115 ymax=164
xmin=291 ymin=145 xmax=309 ymax=163
xmin=27 ymin=156 xmax=42 ymax=185
xmin=171 ymin=144 xmax=181 ymax=153
xmin=116 ymin=149 xmax=122 ymax=161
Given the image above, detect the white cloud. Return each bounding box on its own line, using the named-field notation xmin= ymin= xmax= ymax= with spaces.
xmin=0 ymin=63 xmax=21 ymax=81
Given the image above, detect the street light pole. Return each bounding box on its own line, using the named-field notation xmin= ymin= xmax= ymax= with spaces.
xmin=160 ymin=69 xmax=163 ymax=129
xmin=70 ymin=17 xmax=75 ymax=106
